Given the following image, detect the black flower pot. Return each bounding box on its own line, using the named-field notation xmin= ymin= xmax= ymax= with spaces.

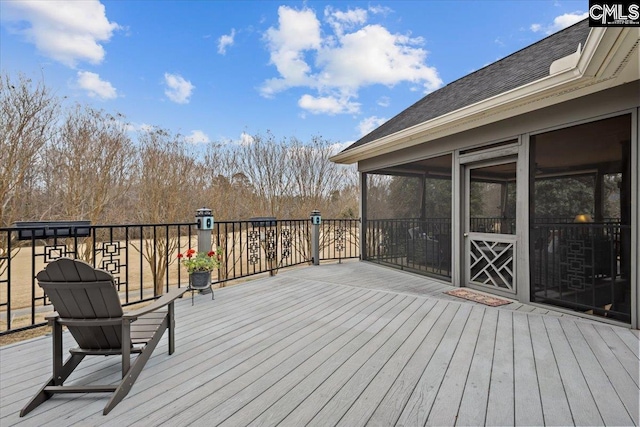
xmin=189 ymin=271 xmax=211 ymax=289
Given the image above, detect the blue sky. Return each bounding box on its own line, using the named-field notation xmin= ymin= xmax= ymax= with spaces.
xmin=0 ymin=0 xmax=589 ymax=148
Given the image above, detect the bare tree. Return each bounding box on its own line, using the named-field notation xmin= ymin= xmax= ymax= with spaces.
xmin=288 ymin=136 xmax=356 ymax=218
xmin=132 ymin=127 xmax=200 ymax=294
xmin=198 ymin=144 xmax=255 ymax=220
xmin=41 ymin=105 xmax=135 ymax=260
xmin=365 ymin=173 xmax=393 ymax=219
xmin=43 ymin=105 xmax=135 ymax=220
xmin=0 ymin=73 xmax=59 ymax=273
xmin=236 ymin=132 xmax=295 ymax=218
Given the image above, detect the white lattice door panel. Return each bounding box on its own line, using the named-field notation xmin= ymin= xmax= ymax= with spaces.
xmin=469 ymin=237 xmax=516 ymax=292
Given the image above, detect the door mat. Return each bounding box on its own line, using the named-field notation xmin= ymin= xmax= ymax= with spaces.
xmin=444 ymin=289 xmax=512 ymax=307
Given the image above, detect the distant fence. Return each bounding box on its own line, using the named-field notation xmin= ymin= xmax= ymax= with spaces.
xmin=0 ymin=217 xmax=360 ymax=335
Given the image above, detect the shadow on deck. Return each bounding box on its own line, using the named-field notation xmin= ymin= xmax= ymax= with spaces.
xmin=1 ymin=261 xmax=638 ymax=426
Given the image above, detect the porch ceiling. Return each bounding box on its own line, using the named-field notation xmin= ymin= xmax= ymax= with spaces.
xmin=535 ymin=113 xmax=631 ymax=172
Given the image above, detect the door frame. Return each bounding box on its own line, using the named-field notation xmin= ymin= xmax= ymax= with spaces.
xmin=455 ymin=139 xmax=530 ymax=302
xmin=464 ymin=156 xmax=518 ymax=297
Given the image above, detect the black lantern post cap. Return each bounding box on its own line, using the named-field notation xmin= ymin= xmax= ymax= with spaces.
xmin=196 ymin=207 xmax=212 ymax=217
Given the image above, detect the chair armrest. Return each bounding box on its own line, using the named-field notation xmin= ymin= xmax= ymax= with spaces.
xmin=45 ymin=312 xmax=60 ymax=321
xmin=123 ymin=287 xmax=187 ymax=320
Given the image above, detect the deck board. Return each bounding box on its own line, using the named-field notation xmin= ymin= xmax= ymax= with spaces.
xmin=306 ymin=299 xmax=435 ymax=427
xmin=366 ymin=300 xmax=457 ymax=426
xmin=278 ymin=296 xmax=417 ymax=427
xmin=484 ymin=309 xmax=515 ymax=426
xmin=454 ymin=308 xmax=498 ymax=426
xmin=577 ymin=323 xmax=639 ymax=423
xmin=527 ymin=314 xmax=574 ymax=426
xmin=335 ymin=300 xmax=441 ymax=427
xmin=1 ymin=261 xmax=637 ymax=426
xmin=188 ymin=294 xmax=411 ymax=426
xmin=222 ymin=294 xmax=419 ymax=427
xmin=543 ymin=316 xmax=604 ymax=425
xmin=395 ymin=304 xmax=471 ymax=426
xmin=84 ymin=283 xmax=368 ymax=426
xmin=246 ymin=296 xmax=430 ymax=427
xmin=513 ymin=314 xmax=544 ymax=426
xmin=424 ymin=305 xmax=484 ymax=426
xmin=561 ymin=320 xmax=634 ymax=426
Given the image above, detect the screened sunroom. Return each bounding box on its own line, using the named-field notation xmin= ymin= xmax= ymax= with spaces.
xmin=333 ymin=21 xmax=639 ymax=327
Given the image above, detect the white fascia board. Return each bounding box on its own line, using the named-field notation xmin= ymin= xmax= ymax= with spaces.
xmin=331 ymin=28 xmax=628 ymax=165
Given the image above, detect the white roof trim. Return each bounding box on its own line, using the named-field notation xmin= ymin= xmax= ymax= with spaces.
xmin=550 ymin=43 xmax=582 ymax=75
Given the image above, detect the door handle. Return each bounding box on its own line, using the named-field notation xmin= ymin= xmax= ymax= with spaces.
xmin=463 ymin=233 xmax=469 ymax=237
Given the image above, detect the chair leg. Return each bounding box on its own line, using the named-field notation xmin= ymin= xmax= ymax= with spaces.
xmin=103 ymin=316 xmax=169 ymax=415
xmin=20 ymin=353 xmax=85 ymax=417
xmin=168 ymin=301 xmax=175 ymax=355
xmin=121 ymin=319 xmax=131 ymax=377
xmin=21 ymin=319 xmax=85 ymax=417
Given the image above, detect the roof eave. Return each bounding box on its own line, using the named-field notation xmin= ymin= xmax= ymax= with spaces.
xmin=331 ymin=27 xmax=635 ymax=165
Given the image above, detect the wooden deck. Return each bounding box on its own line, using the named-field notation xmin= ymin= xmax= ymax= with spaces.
xmin=1 ymin=261 xmax=638 ymax=426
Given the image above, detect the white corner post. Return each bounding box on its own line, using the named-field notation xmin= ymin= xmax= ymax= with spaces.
xmin=310 ymin=209 xmax=321 ymax=266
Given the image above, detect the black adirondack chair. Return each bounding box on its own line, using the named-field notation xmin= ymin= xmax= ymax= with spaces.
xmin=20 ymin=257 xmax=185 ymax=416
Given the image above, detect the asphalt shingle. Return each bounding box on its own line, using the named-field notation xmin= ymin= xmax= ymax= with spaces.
xmin=342 ymin=19 xmax=591 ymax=153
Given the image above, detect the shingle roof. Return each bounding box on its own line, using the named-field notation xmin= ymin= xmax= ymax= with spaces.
xmin=342 ymin=19 xmax=591 ymax=152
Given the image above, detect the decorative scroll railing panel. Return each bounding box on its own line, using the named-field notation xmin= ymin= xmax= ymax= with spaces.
xmin=468 ymin=237 xmax=515 ymax=292
xmin=530 ymin=222 xmax=630 ymax=323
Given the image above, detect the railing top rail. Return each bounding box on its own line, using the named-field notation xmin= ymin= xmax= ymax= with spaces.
xmin=1 ymin=222 xmax=196 ymax=232
xmin=1 ymin=218 xmax=361 ymax=232
xmin=367 ymin=218 xmax=452 ymax=221
xmin=532 ymin=222 xmax=627 ymax=227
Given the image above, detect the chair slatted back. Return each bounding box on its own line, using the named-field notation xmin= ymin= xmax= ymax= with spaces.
xmin=37 ymin=258 xmax=125 ymax=350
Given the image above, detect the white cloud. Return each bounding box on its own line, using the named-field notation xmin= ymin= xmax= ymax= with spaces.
xmin=552 ymin=12 xmax=589 ymax=29
xmin=185 ymin=130 xmax=210 ymax=144
xmin=324 ymin=6 xmax=368 ymax=36
xmin=163 ymin=73 xmax=195 ymax=104
xmin=218 ymin=29 xmax=235 ymax=54
xmin=261 ymin=5 xmax=322 ymax=97
xmin=298 ymin=94 xmax=360 ymax=115
xmin=377 ymin=96 xmax=390 ymax=107
xmin=239 ymin=132 xmax=255 ymax=146
xmin=260 ymin=5 xmax=442 ymax=115
xmin=358 ymin=116 xmax=387 ymax=136
xmin=1 ymin=0 xmax=119 ymax=67
xmin=122 ymin=122 xmax=153 ymax=133
xmin=316 ymin=25 xmax=441 ymax=92
xmin=530 ymin=11 xmax=588 ymax=35
xmin=329 ymin=141 xmax=353 ymax=153
xmin=77 ymin=71 xmax=117 ymax=99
